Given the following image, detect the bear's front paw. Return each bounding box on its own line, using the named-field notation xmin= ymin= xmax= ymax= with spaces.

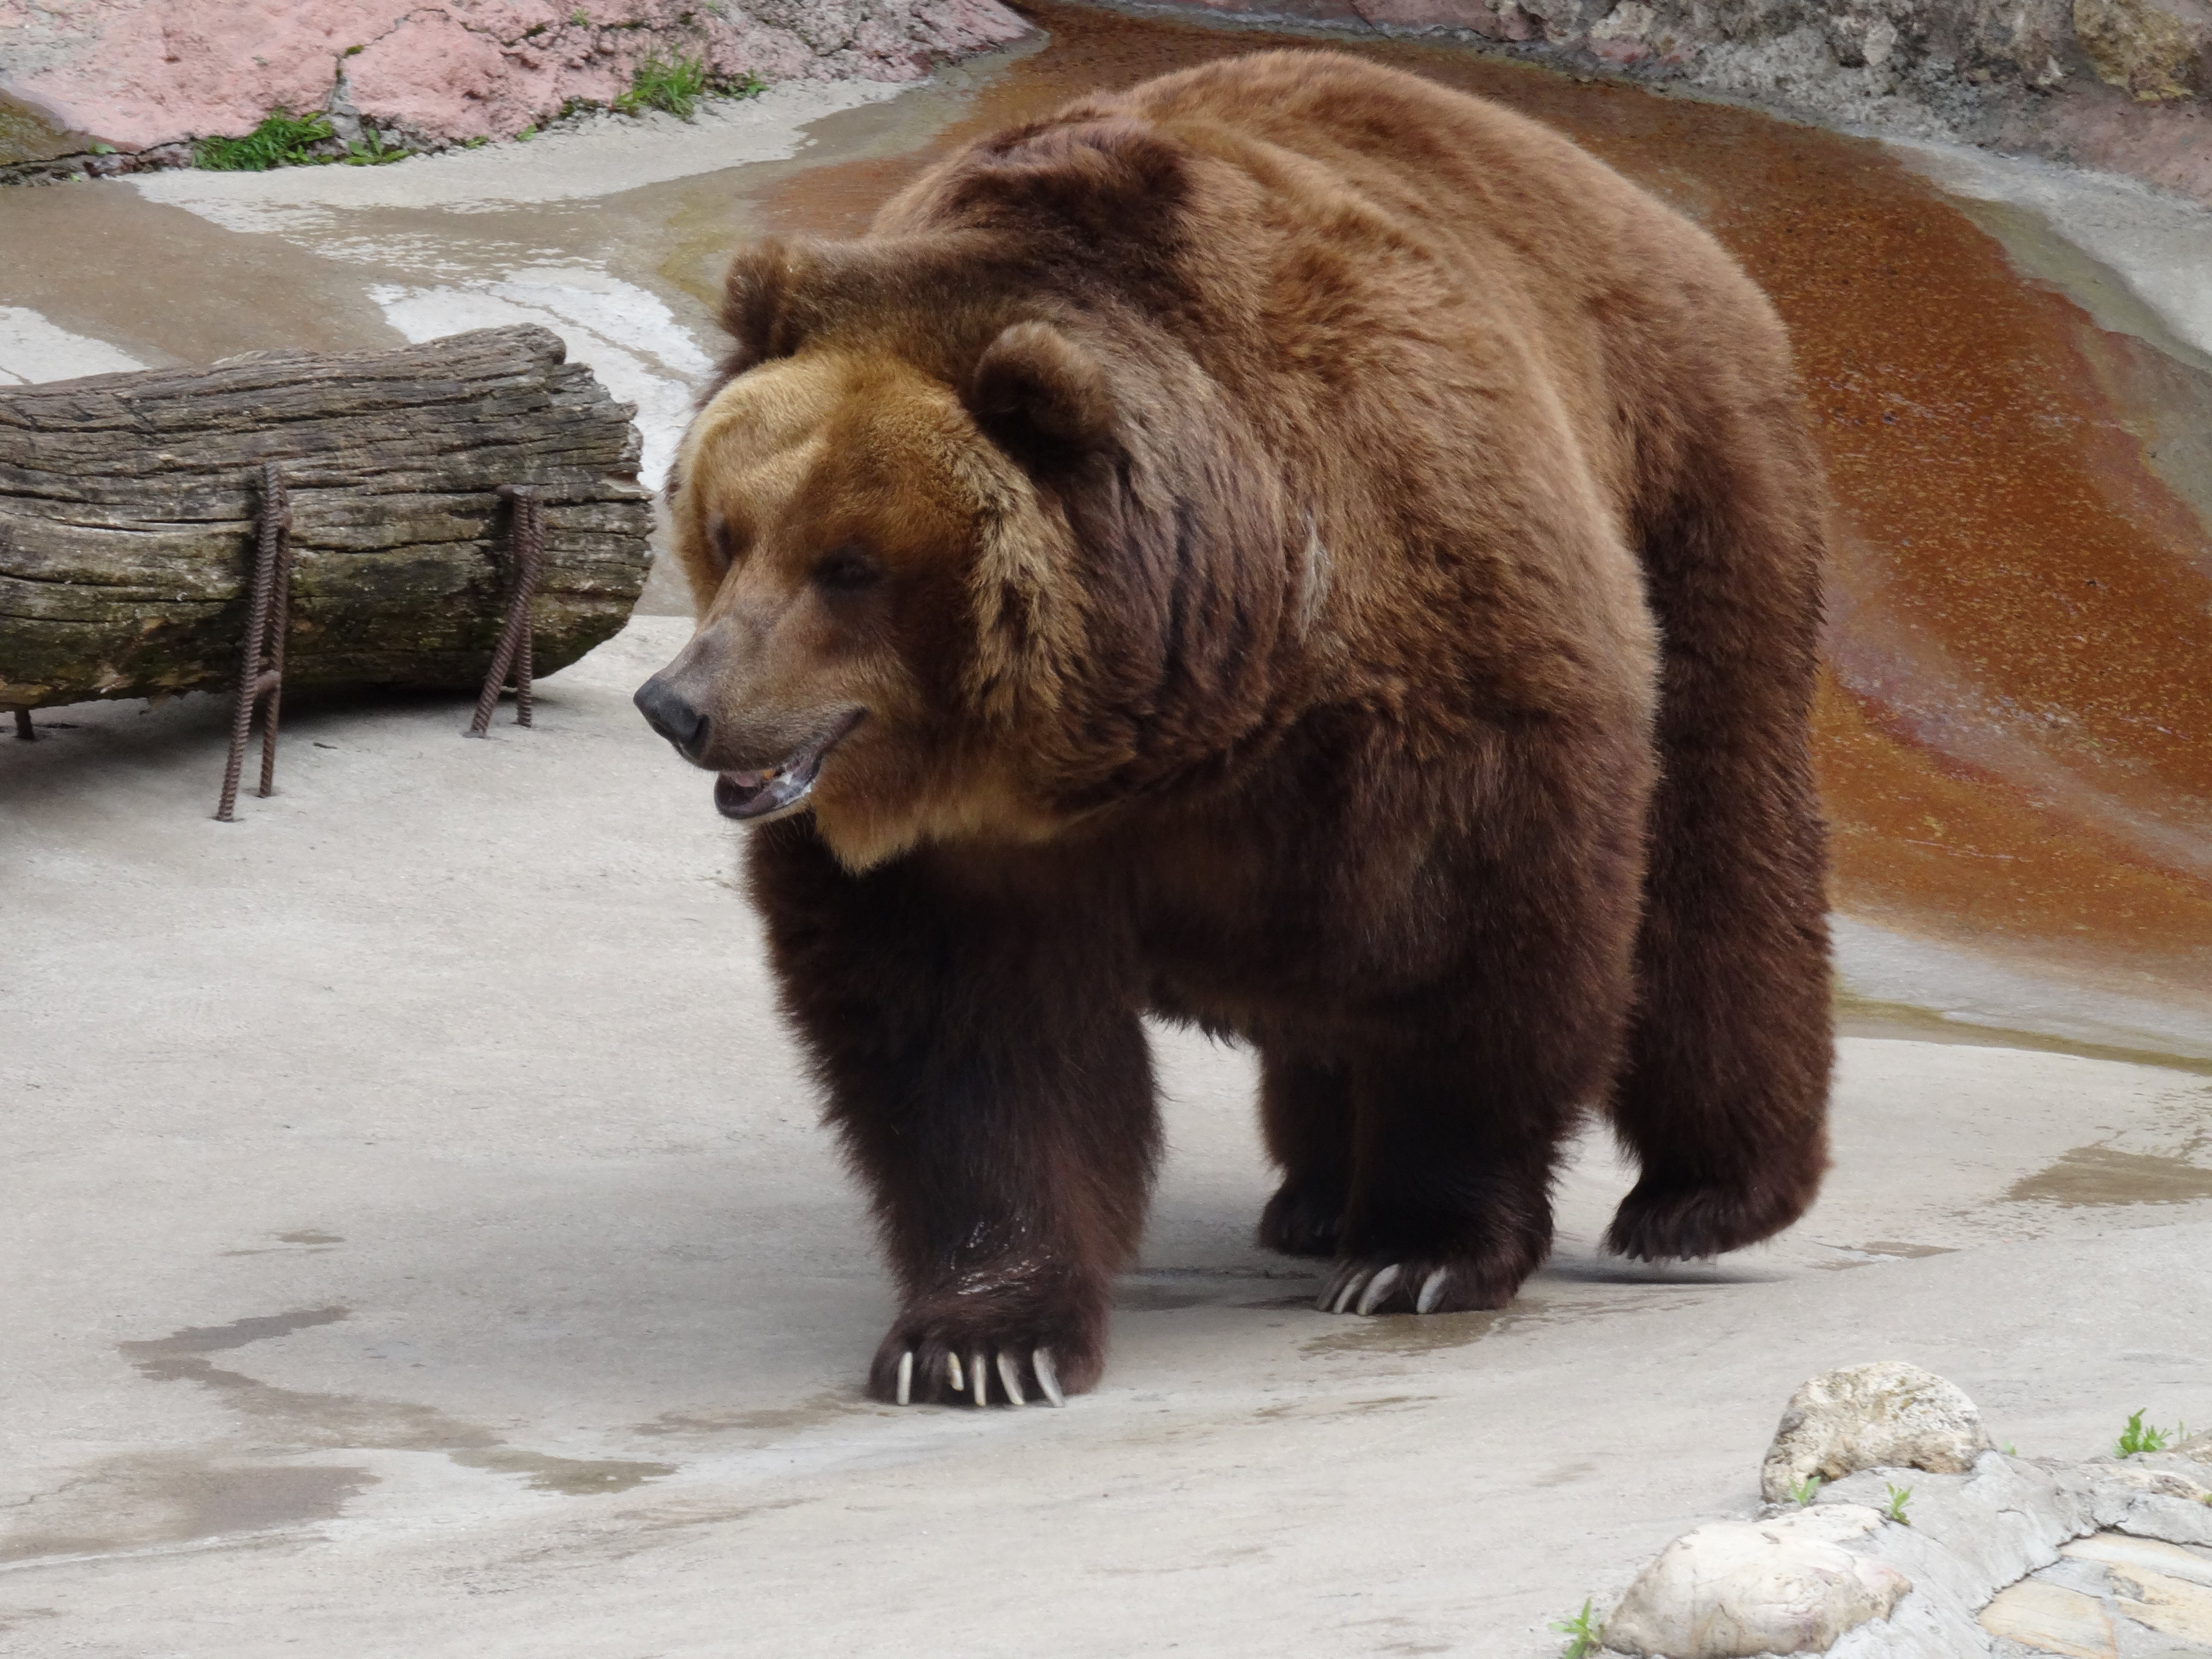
xmin=868 ymin=1315 xmax=1102 ymax=1409
xmin=1314 ymin=1254 xmax=1525 ymax=1316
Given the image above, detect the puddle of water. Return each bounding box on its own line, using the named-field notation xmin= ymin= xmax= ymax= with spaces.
xmin=2006 ymin=1145 xmax=2212 ymax=1207
xmin=449 ymin=1449 xmax=675 ymax=1496
xmin=1837 ymin=993 xmax=2212 ymax=1078
xmin=119 ymin=1306 xmax=352 ymax=1357
xmin=633 ymin=1394 xmax=854 ymax=1438
xmin=1303 ymin=1307 xmax=1518 ymax=1357
xmin=98 ymin=1307 xmax=676 ymax=1532
xmin=0 ymin=1454 xmax=373 ymax=1564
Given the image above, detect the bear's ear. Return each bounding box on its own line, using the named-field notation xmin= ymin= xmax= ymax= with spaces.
xmin=718 ymin=239 xmax=803 ymax=377
xmin=968 ymin=321 xmax=1117 ymax=461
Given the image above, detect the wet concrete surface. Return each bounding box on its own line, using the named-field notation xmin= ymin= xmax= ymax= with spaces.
xmin=3 ymin=13 xmax=2212 ymax=1655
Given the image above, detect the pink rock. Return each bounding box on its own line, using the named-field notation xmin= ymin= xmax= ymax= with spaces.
xmin=0 ymin=0 xmax=1031 ymax=150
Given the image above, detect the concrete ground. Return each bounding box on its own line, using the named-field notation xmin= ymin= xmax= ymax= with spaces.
xmin=5 ymin=26 xmax=2212 ymax=1659
xmin=5 ymin=622 xmax=2211 ymax=1657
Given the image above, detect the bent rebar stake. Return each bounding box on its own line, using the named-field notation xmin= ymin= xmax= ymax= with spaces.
xmin=215 ymin=462 xmax=294 ymax=822
xmin=466 ymin=484 xmax=547 ymax=738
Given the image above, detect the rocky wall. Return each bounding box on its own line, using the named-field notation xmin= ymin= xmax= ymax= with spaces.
xmin=0 ymin=0 xmax=1031 ymax=156
xmin=1115 ymin=0 xmax=2212 ymax=205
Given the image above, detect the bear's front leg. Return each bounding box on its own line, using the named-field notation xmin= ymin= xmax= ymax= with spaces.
xmin=747 ymin=821 xmax=1159 ymax=1406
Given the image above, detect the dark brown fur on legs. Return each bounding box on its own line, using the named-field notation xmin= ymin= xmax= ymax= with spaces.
xmin=748 ymin=820 xmax=1159 ymax=1403
xmin=1604 ymin=379 xmax=1834 ymax=1260
xmin=638 ymin=49 xmax=1835 ymax=1403
xmin=1256 ymin=1051 xmax=1353 ymax=1258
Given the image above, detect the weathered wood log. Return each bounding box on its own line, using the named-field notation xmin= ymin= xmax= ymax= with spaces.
xmin=0 ymin=325 xmax=652 ymax=711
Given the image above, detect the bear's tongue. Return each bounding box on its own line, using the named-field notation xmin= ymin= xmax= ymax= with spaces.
xmin=713 ymin=756 xmax=819 ymax=821
xmin=711 ymin=713 xmax=863 ymax=823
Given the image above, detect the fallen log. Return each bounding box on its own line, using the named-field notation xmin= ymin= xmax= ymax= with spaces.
xmin=0 ymin=325 xmax=653 ymax=712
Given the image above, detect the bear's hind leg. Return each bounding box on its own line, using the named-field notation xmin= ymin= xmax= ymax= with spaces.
xmin=1319 ymin=1036 xmax=1582 ymax=1316
xmin=1604 ymin=399 xmax=1833 ymax=1262
xmin=1256 ymin=1050 xmax=1353 ymax=1259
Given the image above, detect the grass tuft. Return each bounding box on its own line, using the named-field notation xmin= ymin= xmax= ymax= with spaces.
xmin=1551 ymin=1598 xmax=1604 ymax=1659
xmin=1883 ymin=1481 xmax=1913 ymax=1525
xmin=2116 ymin=1409 xmax=2186 ymax=1457
xmin=1788 ymin=1474 xmax=1823 ymax=1507
xmin=195 ymin=108 xmax=335 ymax=171
xmin=612 ymin=54 xmax=765 ymax=120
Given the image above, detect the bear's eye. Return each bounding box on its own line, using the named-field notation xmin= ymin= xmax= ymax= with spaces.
xmin=812 ymin=545 xmax=883 ymax=594
xmin=706 ymin=513 xmax=741 ymax=570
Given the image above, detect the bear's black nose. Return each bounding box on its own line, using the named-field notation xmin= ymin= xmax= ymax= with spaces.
xmin=634 ymin=673 xmax=709 ymax=761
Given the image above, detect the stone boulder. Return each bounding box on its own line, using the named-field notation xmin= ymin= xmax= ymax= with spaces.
xmin=1760 ymin=1362 xmax=1994 ymax=1505
xmin=1604 ymin=1505 xmax=1912 ymax=1658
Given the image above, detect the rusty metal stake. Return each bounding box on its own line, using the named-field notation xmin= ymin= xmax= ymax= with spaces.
xmin=12 ymin=708 xmax=32 ymax=741
xmin=216 ymin=463 xmax=291 ymax=822
xmin=466 ymin=484 xmax=546 ymax=737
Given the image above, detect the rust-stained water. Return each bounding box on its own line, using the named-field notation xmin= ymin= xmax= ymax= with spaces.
xmin=713 ymin=2 xmax=2212 ymax=1017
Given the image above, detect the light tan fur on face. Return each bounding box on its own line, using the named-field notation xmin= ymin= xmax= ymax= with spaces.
xmin=666 ymin=352 xmax=1076 ymax=870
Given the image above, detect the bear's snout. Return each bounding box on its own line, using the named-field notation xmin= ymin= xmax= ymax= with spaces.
xmin=634 ymin=672 xmax=710 ymax=762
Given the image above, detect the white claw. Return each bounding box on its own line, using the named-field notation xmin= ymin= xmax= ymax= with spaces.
xmin=969 ymin=1349 xmax=988 ymax=1408
xmin=1331 ymin=1269 xmax=1369 ymax=1314
xmin=947 ymin=1350 xmax=965 ymax=1394
xmin=1357 ymin=1263 xmax=1403 ymax=1315
xmin=1416 ymin=1267 xmax=1448 ymax=1314
xmin=895 ymin=1349 xmax=913 ymax=1406
xmin=996 ymin=1350 xmax=1027 ymax=1406
xmin=1034 ymin=1348 xmax=1065 ymax=1407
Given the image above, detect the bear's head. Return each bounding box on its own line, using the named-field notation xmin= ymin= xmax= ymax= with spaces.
xmin=636 ymin=206 xmax=1300 ymax=870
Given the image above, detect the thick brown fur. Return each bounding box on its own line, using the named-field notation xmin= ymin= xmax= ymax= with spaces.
xmin=640 ymin=50 xmax=1833 ymax=1404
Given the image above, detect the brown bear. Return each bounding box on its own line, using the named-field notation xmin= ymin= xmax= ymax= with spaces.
xmin=634 ymin=49 xmax=1832 ymax=1408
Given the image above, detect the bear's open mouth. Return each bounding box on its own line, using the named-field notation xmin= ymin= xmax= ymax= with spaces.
xmin=713 ymin=710 xmax=865 ymax=823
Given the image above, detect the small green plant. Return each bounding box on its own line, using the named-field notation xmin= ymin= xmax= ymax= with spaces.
xmin=1550 ymin=1598 xmax=1604 ymax=1659
xmin=342 ymin=128 xmax=405 ymax=166
xmin=2116 ymin=1409 xmax=2180 ymax=1456
xmin=1883 ymin=1482 xmax=1913 ymax=1525
xmin=2003 ymin=1442 xmax=2017 ymax=1456
xmin=515 ymin=125 xmax=538 ymax=141
xmin=195 ymin=108 xmax=336 ymax=170
xmin=614 ymin=52 xmax=712 ymax=118
xmin=572 ymin=6 xmax=591 ymax=21
xmin=344 ymin=42 xmax=365 ymax=55
xmin=1788 ymin=1473 xmax=1823 ymax=1507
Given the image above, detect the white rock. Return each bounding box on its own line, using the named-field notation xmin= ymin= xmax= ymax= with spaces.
xmin=1605 ymin=1505 xmax=1912 ymax=1658
xmin=1761 ymin=1363 xmax=1994 ymax=1504
xmin=2109 ymin=1565 xmax=2212 ymax=1644
xmin=2062 ymin=1531 xmax=2212 ymax=1591
xmin=1978 ymin=1579 xmax=2117 ymax=1658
